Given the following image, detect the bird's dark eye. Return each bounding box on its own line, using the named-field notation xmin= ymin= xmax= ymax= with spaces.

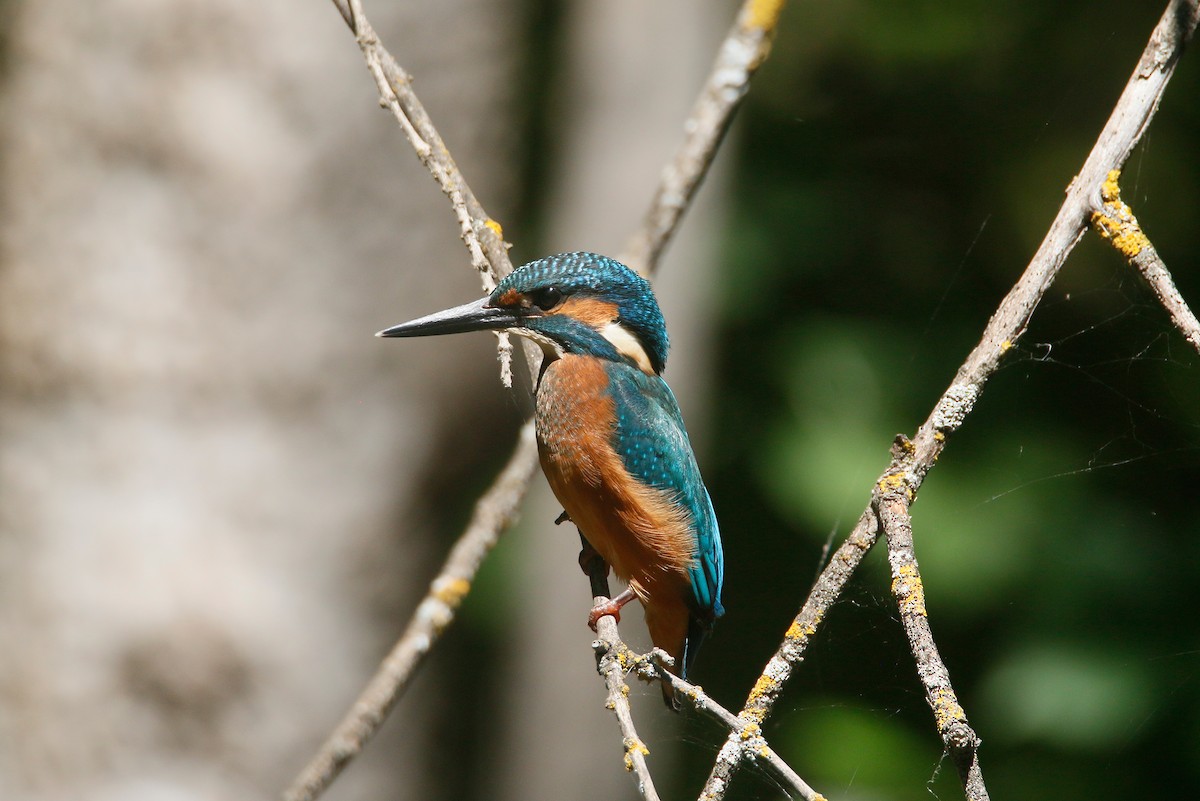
xmin=531 ymin=286 xmax=563 ymax=311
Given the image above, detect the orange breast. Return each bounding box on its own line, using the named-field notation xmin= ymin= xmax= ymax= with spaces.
xmin=535 ymin=355 xmax=696 ymax=662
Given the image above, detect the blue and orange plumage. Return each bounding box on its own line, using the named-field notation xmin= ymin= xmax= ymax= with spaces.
xmin=379 ymin=252 xmax=724 ymax=707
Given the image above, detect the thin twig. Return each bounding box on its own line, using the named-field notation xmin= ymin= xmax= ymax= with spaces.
xmin=586 ymin=592 xmax=823 ymax=801
xmin=652 ymin=664 xmax=823 ymax=801
xmin=699 ymin=2 xmax=1198 ymax=799
xmin=340 ymin=0 xmax=521 ymax=383
xmin=875 ymin=476 xmax=986 ymax=799
xmin=1091 ymin=169 xmax=1200 ymax=355
xmin=283 ymin=422 xmax=539 ymax=801
xmin=586 ymin=558 xmax=662 ymax=801
xmin=621 ymin=0 xmax=788 ymax=276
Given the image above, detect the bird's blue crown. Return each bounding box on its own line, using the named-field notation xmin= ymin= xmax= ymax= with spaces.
xmin=493 ymin=252 xmax=670 ymax=374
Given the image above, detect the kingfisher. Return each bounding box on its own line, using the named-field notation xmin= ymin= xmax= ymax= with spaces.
xmin=378 ymin=252 xmax=724 ymax=707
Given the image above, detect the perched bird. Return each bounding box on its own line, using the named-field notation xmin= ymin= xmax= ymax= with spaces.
xmin=378 ymin=252 xmax=724 ymax=707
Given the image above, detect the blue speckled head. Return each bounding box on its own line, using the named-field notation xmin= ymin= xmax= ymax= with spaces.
xmin=491 ymin=252 xmax=670 ymax=373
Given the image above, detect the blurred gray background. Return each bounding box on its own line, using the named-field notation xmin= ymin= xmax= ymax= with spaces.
xmin=0 ymin=1 xmax=722 ymax=799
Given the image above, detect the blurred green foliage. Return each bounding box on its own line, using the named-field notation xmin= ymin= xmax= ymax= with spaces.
xmin=694 ymin=1 xmax=1200 ymax=799
xmin=460 ymin=2 xmax=1200 ymax=799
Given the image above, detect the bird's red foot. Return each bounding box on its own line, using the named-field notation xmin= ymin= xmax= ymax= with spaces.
xmin=588 ymin=588 xmax=636 ymax=631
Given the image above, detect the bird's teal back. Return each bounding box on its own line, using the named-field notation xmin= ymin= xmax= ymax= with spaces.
xmin=604 ymin=364 xmax=724 ymax=613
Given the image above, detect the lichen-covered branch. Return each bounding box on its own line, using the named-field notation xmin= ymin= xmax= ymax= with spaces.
xmin=282 ymin=422 xmax=539 ymax=801
xmin=875 ymin=474 xmax=987 ymax=800
xmin=653 ymin=665 xmax=823 ymax=801
xmin=1092 ymin=169 xmax=1200 ymax=355
xmin=621 ymin=0 xmax=788 ymax=275
xmin=699 ymin=2 xmax=1198 ymax=798
xmin=698 ymin=509 xmax=876 ymax=800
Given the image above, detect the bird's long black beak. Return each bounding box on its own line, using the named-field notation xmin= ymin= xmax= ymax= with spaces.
xmin=376 ymin=296 xmax=523 ymax=338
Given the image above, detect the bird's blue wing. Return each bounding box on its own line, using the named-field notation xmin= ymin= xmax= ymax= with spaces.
xmin=604 ymin=364 xmax=725 ymax=623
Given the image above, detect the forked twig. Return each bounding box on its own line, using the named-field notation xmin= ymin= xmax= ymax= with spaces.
xmin=1091 ymin=169 xmax=1200 ymax=355
xmin=588 ymin=557 xmax=822 ymax=801
xmin=875 ymin=470 xmax=986 ymax=799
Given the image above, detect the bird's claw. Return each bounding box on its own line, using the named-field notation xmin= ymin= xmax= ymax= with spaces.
xmin=588 ymin=597 xmax=624 ymax=630
xmin=588 ymin=588 xmax=636 ymax=631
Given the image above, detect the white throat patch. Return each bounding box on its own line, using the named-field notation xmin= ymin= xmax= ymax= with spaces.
xmin=600 ymin=321 xmax=654 ymax=374
xmin=510 ymin=327 xmax=565 ymax=361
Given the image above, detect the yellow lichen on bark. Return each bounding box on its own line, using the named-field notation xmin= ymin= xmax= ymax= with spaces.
xmin=742 ymin=0 xmax=787 ymax=32
xmin=784 ymin=609 xmax=822 ymax=642
xmin=622 ymin=738 xmax=650 ymax=772
xmin=932 ymin=687 xmax=967 ymax=731
xmin=1091 ymin=169 xmax=1151 ymax=258
xmin=891 ymin=563 xmax=928 ymax=617
xmin=432 ymin=577 xmax=471 ymax=607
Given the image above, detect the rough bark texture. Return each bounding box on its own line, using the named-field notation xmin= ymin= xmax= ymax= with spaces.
xmin=0 ymin=1 xmax=519 ymax=798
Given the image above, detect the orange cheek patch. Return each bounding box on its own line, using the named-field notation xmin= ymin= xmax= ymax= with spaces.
xmin=496 ymin=288 xmax=524 ymax=307
xmin=559 ymin=297 xmax=619 ymax=327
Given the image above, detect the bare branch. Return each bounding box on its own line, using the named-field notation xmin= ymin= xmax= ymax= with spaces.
xmin=339 ymin=0 xmax=523 ymax=382
xmin=875 ymin=478 xmax=986 ymax=800
xmin=283 ymin=422 xmax=539 ymax=801
xmin=699 ymin=2 xmax=1199 ymax=798
xmin=1092 ymin=169 xmax=1200 ymax=355
xmin=336 ymin=0 xmax=512 ymax=285
xmin=621 ymin=0 xmax=789 ymax=276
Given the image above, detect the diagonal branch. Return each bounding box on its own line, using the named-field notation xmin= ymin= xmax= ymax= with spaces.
xmin=283 ymin=3 xmax=547 ymax=799
xmin=283 ymin=422 xmax=539 ymax=801
xmin=620 ymin=0 xmax=787 ymax=276
xmin=699 ymin=1 xmax=1198 ymax=798
xmin=332 ymin=0 xmax=512 ymax=286
xmin=1091 ymin=169 xmax=1200 ymax=355
xmin=338 ymin=0 xmax=524 ymax=383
